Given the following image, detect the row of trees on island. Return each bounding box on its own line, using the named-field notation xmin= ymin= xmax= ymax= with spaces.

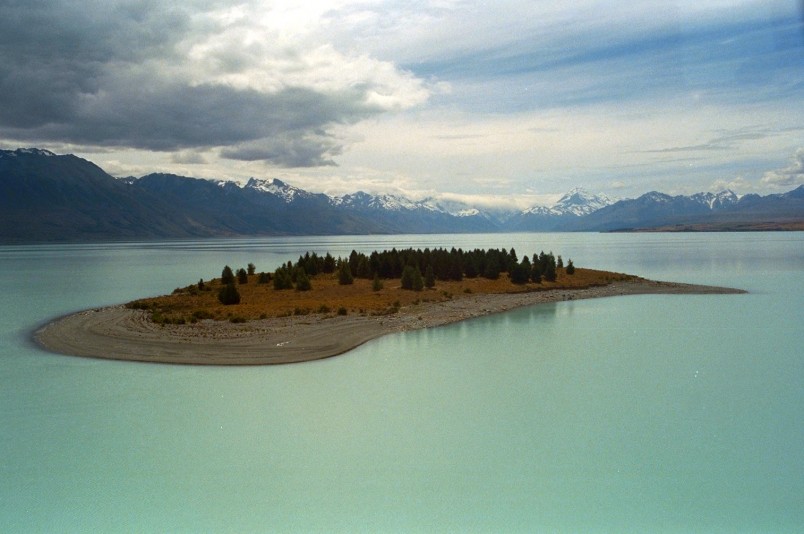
xmin=214 ymin=248 xmax=575 ymax=304
xmin=293 ymin=247 xmax=572 ymax=283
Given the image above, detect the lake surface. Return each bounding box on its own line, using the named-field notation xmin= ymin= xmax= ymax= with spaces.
xmin=1 ymin=233 xmax=802 ymax=532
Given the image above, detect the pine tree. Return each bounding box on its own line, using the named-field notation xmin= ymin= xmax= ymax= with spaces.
xmin=508 ymin=247 xmax=518 ymax=268
xmin=413 ymin=268 xmax=424 ymax=291
xmin=401 ymin=265 xmax=423 ymax=291
xmin=273 ymin=268 xmax=293 ymax=290
xmin=401 ymin=265 xmax=415 ymax=290
xmin=538 ymin=251 xmax=557 ymax=281
xmin=303 ymin=252 xmax=320 ymax=275
xmin=356 ymin=256 xmax=371 ymax=279
xmin=218 ymin=283 xmax=240 ymax=305
xmin=322 ymin=253 xmax=336 ymax=274
xmin=565 ymin=259 xmax=575 ymax=275
xmin=295 ymin=271 xmax=312 ymax=291
xmin=372 ymin=274 xmax=383 ymax=292
xmin=464 ymin=259 xmax=478 ymax=278
xmin=247 ymin=263 xmax=256 ymax=276
xmin=348 ymin=250 xmax=360 ymax=274
xmin=338 ymin=260 xmax=354 ymax=285
xmin=531 ymin=263 xmax=542 ymax=283
xmin=424 ymin=264 xmax=436 ymax=288
xmin=447 ymin=248 xmax=463 ymax=281
xmin=221 ymin=265 xmax=235 ymax=285
xmin=509 ymin=260 xmax=530 ymax=284
xmin=543 ymin=261 xmax=557 ymax=282
xmin=237 ymin=267 xmax=248 ymax=284
xmin=483 ymin=257 xmax=500 ymax=279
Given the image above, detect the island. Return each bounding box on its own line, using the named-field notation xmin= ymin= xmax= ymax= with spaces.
xmin=35 ymin=247 xmax=745 ymax=365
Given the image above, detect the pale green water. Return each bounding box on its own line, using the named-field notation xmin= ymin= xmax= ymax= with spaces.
xmin=0 ymin=233 xmax=802 ymax=532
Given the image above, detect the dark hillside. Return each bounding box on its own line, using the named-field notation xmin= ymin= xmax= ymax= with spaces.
xmin=0 ymin=149 xmax=210 ymax=242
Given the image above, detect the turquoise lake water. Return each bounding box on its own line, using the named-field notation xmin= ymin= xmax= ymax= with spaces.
xmin=0 ymin=233 xmax=802 ymax=532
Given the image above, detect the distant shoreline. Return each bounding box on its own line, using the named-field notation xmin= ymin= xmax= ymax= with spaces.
xmin=34 ymin=279 xmax=745 ymax=366
xmin=609 ymin=220 xmax=804 ymax=232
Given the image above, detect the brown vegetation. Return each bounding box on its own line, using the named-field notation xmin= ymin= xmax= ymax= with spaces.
xmin=127 ymin=267 xmax=636 ymax=325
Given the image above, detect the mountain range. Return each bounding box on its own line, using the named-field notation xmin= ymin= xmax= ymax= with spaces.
xmin=1 ymin=148 xmax=802 ymax=242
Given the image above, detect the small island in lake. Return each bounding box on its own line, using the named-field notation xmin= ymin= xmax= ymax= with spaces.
xmin=35 ymin=247 xmax=745 ymax=365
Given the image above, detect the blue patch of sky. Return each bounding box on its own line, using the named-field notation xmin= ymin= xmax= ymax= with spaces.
xmin=410 ymin=15 xmax=803 ymax=112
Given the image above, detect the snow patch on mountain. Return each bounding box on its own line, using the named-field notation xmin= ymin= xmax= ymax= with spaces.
xmin=553 ymin=187 xmax=614 ymax=215
xmin=522 ymin=187 xmax=615 ymax=216
xmin=245 ymin=178 xmax=311 ymax=202
xmin=419 ymin=197 xmax=487 ymax=218
xmin=642 ymin=192 xmax=674 ymax=204
xmin=0 ymin=148 xmax=57 ymax=158
xmin=522 ymin=205 xmax=558 ymax=216
xmin=331 ymin=191 xmax=423 ymax=211
xmin=690 ymin=190 xmax=741 ymax=209
xmin=454 ymin=208 xmax=481 ymax=217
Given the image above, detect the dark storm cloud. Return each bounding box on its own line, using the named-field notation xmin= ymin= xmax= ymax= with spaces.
xmin=0 ymin=0 xmax=386 ymax=167
xmin=0 ymin=0 xmax=192 ymax=125
xmin=10 ymin=83 xmax=373 ymax=150
xmin=221 ymin=134 xmax=344 ymax=167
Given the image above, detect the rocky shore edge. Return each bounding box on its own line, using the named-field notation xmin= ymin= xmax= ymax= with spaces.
xmin=34 ymin=279 xmax=745 ymax=365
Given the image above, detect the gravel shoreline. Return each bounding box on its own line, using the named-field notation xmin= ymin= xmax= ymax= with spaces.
xmin=34 ymin=279 xmax=745 ymax=365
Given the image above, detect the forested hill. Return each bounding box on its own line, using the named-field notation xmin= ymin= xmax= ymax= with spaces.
xmin=1 ymin=148 xmax=802 ymax=243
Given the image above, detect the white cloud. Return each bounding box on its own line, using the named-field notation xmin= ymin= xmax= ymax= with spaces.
xmin=0 ymin=0 xmax=433 ymax=167
xmin=184 ymin=11 xmax=432 ymax=110
xmin=1 ymin=0 xmax=801 ymax=201
xmin=710 ymin=176 xmax=755 ymax=193
xmin=761 ymin=148 xmax=804 ymax=188
xmin=332 ymin=98 xmax=802 ymax=198
xmin=434 ymin=191 xmax=559 ymax=211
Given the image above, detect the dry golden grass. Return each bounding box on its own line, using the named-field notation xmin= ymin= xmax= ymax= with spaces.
xmin=128 ymin=268 xmax=637 ymax=324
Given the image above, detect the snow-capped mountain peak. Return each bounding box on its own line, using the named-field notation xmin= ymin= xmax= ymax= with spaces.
xmin=418 ymin=197 xmax=487 ymax=217
xmin=329 ymin=192 xmax=491 ymax=218
xmin=553 ymin=187 xmax=614 ymax=216
xmin=245 ymin=177 xmax=309 ymax=202
xmin=522 ymin=187 xmax=614 ymax=217
xmin=642 ymin=191 xmax=673 ymax=203
xmin=332 ymin=191 xmax=426 ymax=212
xmin=690 ymin=190 xmax=741 ymax=209
xmin=0 ymin=148 xmax=57 ymax=158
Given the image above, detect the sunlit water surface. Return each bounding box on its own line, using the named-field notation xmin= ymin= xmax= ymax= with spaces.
xmin=1 ymin=233 xmax=801 ymax=532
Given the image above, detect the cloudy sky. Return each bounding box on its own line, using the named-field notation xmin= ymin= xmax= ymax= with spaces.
xmin=1 ymin=0 xmax=802 ymax=207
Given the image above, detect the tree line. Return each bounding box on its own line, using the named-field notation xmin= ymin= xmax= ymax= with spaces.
xmin=290 ymin=247 xmax=570 ymax=283
xmin=215 ymin=248 xmax=575 ymax=304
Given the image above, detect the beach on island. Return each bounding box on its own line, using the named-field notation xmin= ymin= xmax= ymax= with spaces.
xmin=34 ymin=279 xmax=745 ymax=365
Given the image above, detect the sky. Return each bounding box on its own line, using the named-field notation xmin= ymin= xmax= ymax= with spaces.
xmin=1 ymin=0 xmax=802 ymax=208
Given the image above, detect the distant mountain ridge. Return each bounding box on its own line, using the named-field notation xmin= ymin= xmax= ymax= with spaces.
xmin=568 ymin=187 xmax=802 ymax=231
xmin=1 ymin=148 xmax=802 ymax=242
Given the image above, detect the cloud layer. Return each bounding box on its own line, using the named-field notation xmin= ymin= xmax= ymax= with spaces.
xmin=0 ymin=0 xmax=428 ymax=167
xmin=762 ymin=148 xmax=804 ymax=188
xmin=0 ymin=0 xmax=802 ymax=198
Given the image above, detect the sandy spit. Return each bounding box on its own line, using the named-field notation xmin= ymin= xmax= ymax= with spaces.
xmin=34 ymin=280 xmax=745 ymax=365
